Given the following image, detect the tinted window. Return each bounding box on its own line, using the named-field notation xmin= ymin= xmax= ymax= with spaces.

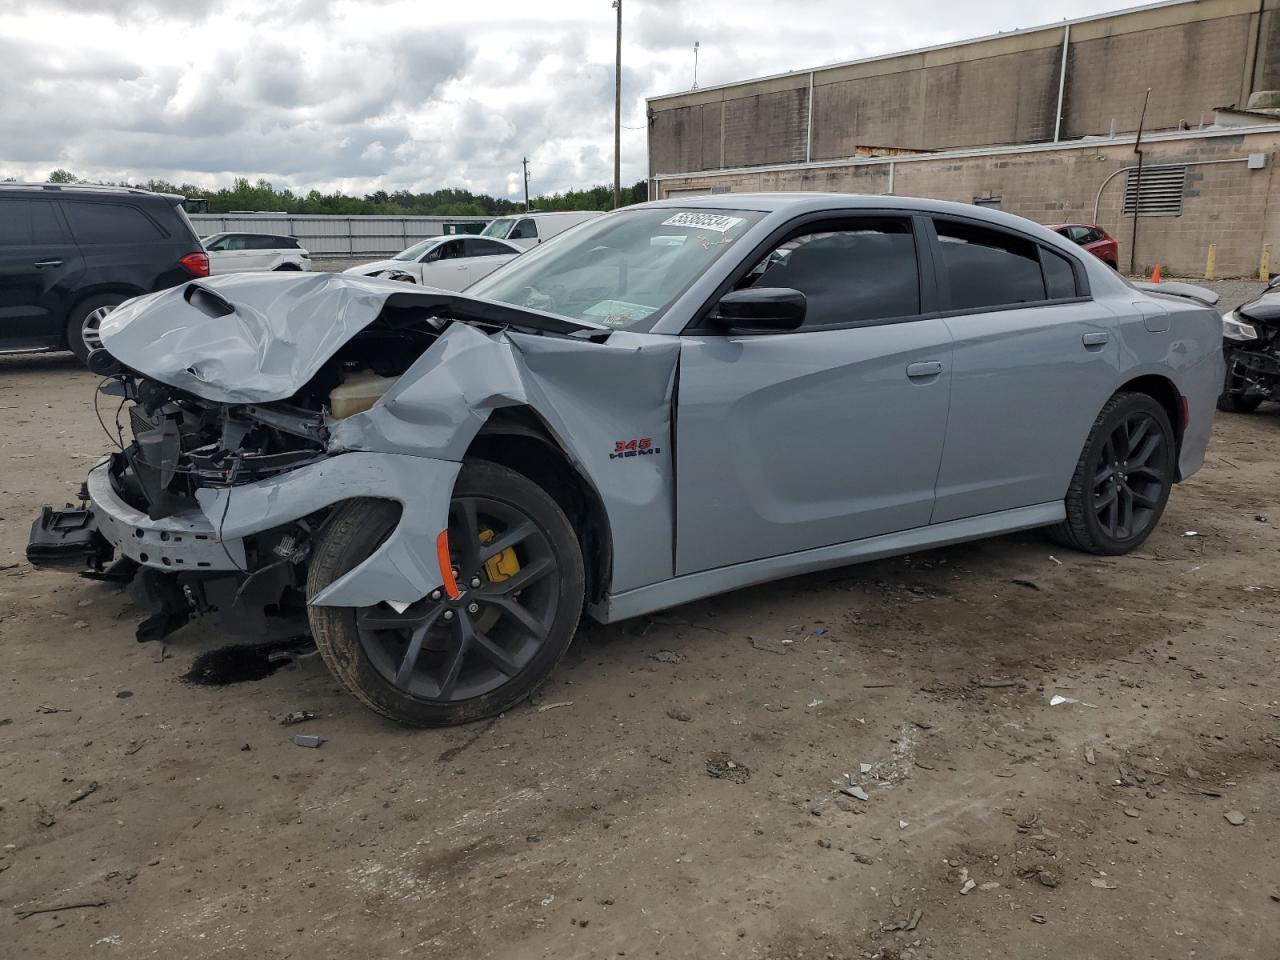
xmin=0 ymin=199 xmax=70 ymax=247
xmin=738 ymin=218 xmax=920 ymax=329
xmin=433 ymin=239 xmax=463 ymax=260
xmin=465 ymin=238 xmax=514 ymax=257
xmin=251 ymin=235 xmax=296 ymax=249
xmin=934 ymin=220 xmax=1045 ymax=310
xmin=62 ymin=202 xmax=166 ymax=245
xmin=1041 ymin=248 xmax=1078 ymax=299
xmin=508 ymin=218 xmax=538 ymax=240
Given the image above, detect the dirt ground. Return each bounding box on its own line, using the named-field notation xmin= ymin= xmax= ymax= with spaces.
xmin=2 ymin=281 xmax=1278 ymax=959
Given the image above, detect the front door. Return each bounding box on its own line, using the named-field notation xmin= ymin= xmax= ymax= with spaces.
xmin=0 ymin=197 xmax=82 ymax=350
xmin=675 ymin=215 xmax=954 ymax=575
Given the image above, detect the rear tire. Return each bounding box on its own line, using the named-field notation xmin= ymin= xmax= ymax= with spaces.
xmin=307 ymin=461 xmax=585 ymax=727
xmin=66 ymin=293 xmax=127 ymax=365
xmin=1051 ymin=391 xmax=1175 ymax=555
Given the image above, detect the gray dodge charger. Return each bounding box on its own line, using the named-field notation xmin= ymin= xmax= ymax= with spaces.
xmin=29 ymin=194 xmax=1225 ymax=726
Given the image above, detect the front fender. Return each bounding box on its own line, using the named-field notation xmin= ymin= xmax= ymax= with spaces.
xmin=194 ymin=452 xmax=459 ymax=608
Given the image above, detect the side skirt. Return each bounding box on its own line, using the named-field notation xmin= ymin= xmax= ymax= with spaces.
xmin=591 ymin=501 xmax=1065 ymax=623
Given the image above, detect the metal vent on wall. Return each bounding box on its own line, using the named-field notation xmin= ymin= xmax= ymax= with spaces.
xmin=1122 ymin=165 xmax=1186 ymax=217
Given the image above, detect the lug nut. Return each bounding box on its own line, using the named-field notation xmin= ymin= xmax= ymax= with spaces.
xmin=470 ymin=576 xmax=482 ymax=588
xmin=430 ymin=589 xmax=442 ymax=601
xmin=467 ymin=602 xmax=480 ymax=614
xmin=443 ymin=610 xmax=454 ymax=621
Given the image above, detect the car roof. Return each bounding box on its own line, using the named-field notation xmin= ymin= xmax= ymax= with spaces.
xmin=640 ymin=192 xmax=1079 ymax=237
xmin=0 ymin=182 xmax=183 ymax=203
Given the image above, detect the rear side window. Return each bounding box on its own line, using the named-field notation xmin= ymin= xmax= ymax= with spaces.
xmin=738 ymin=217 xmax=920 ymax=329
xmin=1041 ymin=248 xmax=1079 ymax=299
xmin=934 ymin=219 xmax=1045 ymax=310
xmin=465 ymin=238 xmax=514 ymax=257
xmin=0 ymin=199 xmax=70 ymax=246
xmin=62 ymin=201 xmax=166 ymax=245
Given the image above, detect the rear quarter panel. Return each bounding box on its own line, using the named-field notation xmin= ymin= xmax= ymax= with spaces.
xmin=1114 ymin=294 xmax=1223 ymax=479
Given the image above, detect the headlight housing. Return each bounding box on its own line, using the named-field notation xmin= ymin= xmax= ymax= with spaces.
xmin=1222 ymin=310 xmax=1258 ymax=342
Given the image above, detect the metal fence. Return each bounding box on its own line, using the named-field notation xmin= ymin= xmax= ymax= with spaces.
xmin=187 ymin=214 xmax=493 ymax=257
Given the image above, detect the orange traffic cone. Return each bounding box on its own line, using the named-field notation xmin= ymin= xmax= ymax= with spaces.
xmin=1151 ymin=264 xmax=1162 ymax=283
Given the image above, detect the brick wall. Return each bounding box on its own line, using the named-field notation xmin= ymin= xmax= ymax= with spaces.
xmin=655 ymin=130 xmax=1280 ymax=278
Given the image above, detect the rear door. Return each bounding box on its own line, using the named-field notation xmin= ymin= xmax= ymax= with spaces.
xmin=0 ymin=196 xmax=83 ymax=350
xmin=675 ymin=214 xmax=954 ymax=574
xmin=927 ymin=217 xmax=1120 ymax=522
xmin=462 ymin=237 xmax=519 ymax=284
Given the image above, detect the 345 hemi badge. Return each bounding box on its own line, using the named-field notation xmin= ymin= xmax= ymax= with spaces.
xmin=611 ymin=438 xmax=661 ymax=459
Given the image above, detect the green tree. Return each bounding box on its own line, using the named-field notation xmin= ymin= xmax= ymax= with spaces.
xmin=47 ymin=169 xmax=79 ymax=183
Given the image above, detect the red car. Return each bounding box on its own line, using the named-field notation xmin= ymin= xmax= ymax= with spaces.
xmin=1044 ymin=223 xmax=1119 ymax=269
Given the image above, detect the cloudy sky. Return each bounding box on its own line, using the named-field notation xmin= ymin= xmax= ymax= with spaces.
xmin=0 ymin=0 xmax=1131 ymax=198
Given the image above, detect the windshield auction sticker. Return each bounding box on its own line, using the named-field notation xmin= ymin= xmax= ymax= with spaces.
xmin=660 ymin=212 xmax=745 ymax=233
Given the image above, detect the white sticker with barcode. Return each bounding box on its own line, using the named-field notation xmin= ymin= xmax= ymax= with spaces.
xmin=660 ymin=212 xmax=745 ymax=233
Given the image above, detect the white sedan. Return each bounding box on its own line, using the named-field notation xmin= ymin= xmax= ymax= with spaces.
xmin=345 ymin=236 xmax=522 ymax=291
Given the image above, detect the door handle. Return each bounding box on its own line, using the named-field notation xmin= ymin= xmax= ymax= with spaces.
xmin=33 ymin=259 xmax=63 ymax=268
xmin=906 ymin=361 xmax=943 ymax=379
xmin=1082 ymin=331 xmax=1110 ymax=347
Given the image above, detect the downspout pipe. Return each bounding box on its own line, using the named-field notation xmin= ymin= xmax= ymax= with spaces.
xmin=1054 ymin=24 xmax=1070 ymax=142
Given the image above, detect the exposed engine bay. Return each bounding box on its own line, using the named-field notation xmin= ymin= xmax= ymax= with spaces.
xmin=1221 ymin=281 xmax=1280 ymax=410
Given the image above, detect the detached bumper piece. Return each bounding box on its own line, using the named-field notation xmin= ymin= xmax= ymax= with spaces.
xmin=27 ymin=505 xmax=113 ymax=569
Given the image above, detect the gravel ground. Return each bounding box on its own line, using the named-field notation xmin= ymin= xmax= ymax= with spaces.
xmin=0 ymin=283 xmax=1277 ymax=959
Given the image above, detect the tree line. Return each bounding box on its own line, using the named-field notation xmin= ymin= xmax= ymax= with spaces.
xmin=39 ymin=169 xmax=648 ymax=215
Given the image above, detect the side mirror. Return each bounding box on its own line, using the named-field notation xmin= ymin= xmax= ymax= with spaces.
xmin=1268 ymin=275 xmax=1280 ymax=290
xmin=713 ymin=287 xmax=806 ymax=334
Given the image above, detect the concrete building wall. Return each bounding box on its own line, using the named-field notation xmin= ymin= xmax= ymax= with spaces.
xmin=648 ymin=0 xmax=1280 ymax=178
xmin=653 ymin=129 xmax=1280 ymax=278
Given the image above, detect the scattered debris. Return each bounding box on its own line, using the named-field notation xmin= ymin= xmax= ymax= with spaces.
xmin=536 ymin=701 xmax=573 ymax=713
xmin=1030 ymin=914 xmax=1047 ymax=924
xmin=851 ymin=852 xmax=874 ymax=865
xmin=1254 ymin=515 xmax=1269 ymax=523
xmin=979 ymin=881 xmax=1001 ymax=891
xmin=1123 ymin=808 xmax=1140 ymax=819
xmin=665 ymin=708 xmax=691 ymax=722
xmin=67 ymin=781 xmax=99 ymax=807
xmin=960 ymin=879 xmax=976 ymax=895
xmin=839 ymin=784 xmax=870 ymax=801
xmin=1182 ymin=531 xmax=1200 ymax=538
xmin=705 ymin=753 xmax=750 ymax=783
xmin=807 ymin=698 xmax=823 ymax=708
xmin=123 ymin=739 xmax=147 ymax=756
xmin=37 ymin=704 xmax=70 ymax=714
xmin=14 ymin=899 xmax=110 ymax=920
xmin=73 ymin=620 xmax=89 ymax=629
xmin=906 ymin=907 xmax=923 ymax=930
xmin=114 ymin=690 xmax=133 ymax=699
xmin=1049 ymin=695 xmax=1079 ymax=706
xmin=1224 ymin=810 xmax=1246 ymax=826
xmin=898 ymin=819 xmax=909 ymax=830
xmin=860 ymin=762 xmax=874 ymax=774
xmin=1090 ymin=879 xmax=1117 ymax=890
xmin=1084 ymin=746 xmax=1096 ymax=765
xmin=1048 ymin=555 xmax=1062 ymax=566
xmin=863 ymin=682 xmax=895 ymax=689
xmin=1010 ymin=578 xmax=1041 ymax=591
xmin=1037 ymin=870 xmax=1058 ymax=888
xmin=280 ymin=710 xmax=315 ymax=726
xmin=292 ymin=734 xmax=326 ymax=749
xmin=649 ymin=649 xmax=684 ymax=664
xmin=749 ymin=636 xmax=790 ymax=655
xmin=977 ymin=679 xmax=1018 ymax=688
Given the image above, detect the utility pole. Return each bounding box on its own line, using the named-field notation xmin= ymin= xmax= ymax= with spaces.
xmin=1128 ymin=87 xmax=1151 ymax=276
xmin=522 ymin=156 xmax=530 ymax=212
xmin=612 ymin=0 xmax=621 ymax=210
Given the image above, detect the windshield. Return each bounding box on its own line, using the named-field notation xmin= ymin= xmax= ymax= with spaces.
xmin=394 ymin=239 xmax=440 ymax=262
xmin=466 ymin=207 xmax=763 ymax=331
xmin=481 ymin=218 xmax=516 ymax=239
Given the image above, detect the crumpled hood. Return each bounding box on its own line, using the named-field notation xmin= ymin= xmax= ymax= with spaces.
xmin=342 ymin=259 xmax=402 ymax=276
xmin=98 ymin=271 xmax=605 ymax=405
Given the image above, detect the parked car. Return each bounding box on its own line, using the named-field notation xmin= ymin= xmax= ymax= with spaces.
xmin=1045 ymin=223 xmax=1119 ymax=268
xmin=343 ymin=236 xmax=522 ymax=290
xmin=1218 ymin=275 xmax=1280 ymax=412
xmin=0 ymin=183 xmax=208 ymax=363
xmin=29 ymin=194 xmax=1223 ymax=727
xmin=479 ymin=210 xmax=603 ymax=250
xmin=202 ymin=233 xmax=311 ymax=273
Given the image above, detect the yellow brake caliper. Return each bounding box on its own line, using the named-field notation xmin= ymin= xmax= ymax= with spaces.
xmin=478 ymin=528 xmax=520 ymax=584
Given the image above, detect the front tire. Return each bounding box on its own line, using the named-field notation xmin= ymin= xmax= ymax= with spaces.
xmin=1052 ymin=391 xmax=1175 ymax=555
xmin=1217 ymin=350 xmax=1264 ymax=413
xmin=67 ymin=293 xmax=127 ymax=364
xmin=307 ymin=461 xmax=585 ymax=727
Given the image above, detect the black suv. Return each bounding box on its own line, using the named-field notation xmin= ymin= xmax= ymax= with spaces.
xmin=0 ymin=183 xmax=209 ymax=363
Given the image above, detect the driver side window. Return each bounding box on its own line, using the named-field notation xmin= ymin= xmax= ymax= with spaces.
xmin=734 ymin=217 xmax=921 ymax=330
xmin=509 ymin=219 xmax=537 ymax=240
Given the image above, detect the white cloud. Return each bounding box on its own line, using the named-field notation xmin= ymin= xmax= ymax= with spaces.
xmin=0 ymin=0 xmax=1130 ymax=196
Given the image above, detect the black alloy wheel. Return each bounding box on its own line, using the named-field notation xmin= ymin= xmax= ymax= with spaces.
xmin=307 ymin=462 xmax=585 ymax=726
xmin=1052 ymin=391 xmax=1175 ymax=555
